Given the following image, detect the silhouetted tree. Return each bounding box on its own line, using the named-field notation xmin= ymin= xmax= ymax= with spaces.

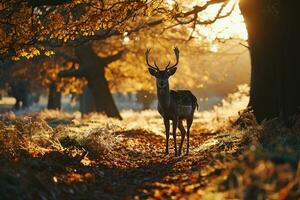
xmin=59 ymin=43 xmax=122 ymax=119
xmin=240 ymin=0 xmax=300 ymax=123
xmin=47 ymin=81 xmax=61 ymax=110
xmin=8 ymin=80 xmax=30 ymax=110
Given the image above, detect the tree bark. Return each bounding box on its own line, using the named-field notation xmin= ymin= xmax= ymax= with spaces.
xmin=239 ymin=0 xmax=300 ymax=123
xmin=79 ymin=85 xmax=96 ymax=116
xmin=280 ymin=1 xmax=300 ymax=123
xmin=74 ymin=43 xmax=122 ymax=119
xmin=47 ymin=81 xmax=61 ymax=110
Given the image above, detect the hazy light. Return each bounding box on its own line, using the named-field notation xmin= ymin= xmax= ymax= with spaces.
xmin=123 ymin=36 xmax=130 ymax=44
xmin=165 ymin=0 xmax=175 ymax=6
xmin=193 ymin=0 xmax=247 ymax=41
xmin=210 ymin=44 xmax=218 ymax=52
xmin=53 ymin=176 xmax=58 ymax=183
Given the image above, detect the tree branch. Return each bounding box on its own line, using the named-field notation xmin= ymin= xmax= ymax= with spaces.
xmin=27 ymin=0 xmax=72 ymax=7
xmin=196 ymin=0 xmax=236 ymax=25
xmin=58 ymin=68 xmax=86 ymax=78
xmin=239 ymin=42 xmax=250 ymax=49
xmin=176 ymin=0 xmax=229 ymax=18
xmin=104 ymin=50 xmax=124 ymax=64
xmin=54 ymin=51 xmax=79 ymax=63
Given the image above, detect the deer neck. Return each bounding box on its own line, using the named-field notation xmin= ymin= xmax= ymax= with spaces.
xmin=157 ymin=84 xmax=170 ymax=110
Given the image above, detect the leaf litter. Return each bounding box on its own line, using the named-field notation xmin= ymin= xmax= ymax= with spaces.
xmin=0 ymin=85 xmax=299 ymax=199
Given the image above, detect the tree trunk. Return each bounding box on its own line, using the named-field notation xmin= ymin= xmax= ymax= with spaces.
xmin=47 ymin=81 xmax=61 ymax=110
xmin=79 ymin=85 xmax=96 ymax=115
xmin=280 ymin=1 xmax=300 ymax=123
xmin=239 ymin=0 xmax=300 ymax=123
xmin=9 ymin=80 xmax=30 ymax=110
xmin=87 ymin=71 xmax=121 ymax=119
xmin=75 ymin=43 xmax=122 ymax=119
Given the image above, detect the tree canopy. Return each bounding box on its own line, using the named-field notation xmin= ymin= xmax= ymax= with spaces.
xmin=1 ymin=0 xmax=245 ymax=62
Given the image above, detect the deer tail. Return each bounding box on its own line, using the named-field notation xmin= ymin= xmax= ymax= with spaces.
xmin=192 ymin=95 xmax=199 ymax=111
xmin=194 ymin=101 xmax=199 ymax=111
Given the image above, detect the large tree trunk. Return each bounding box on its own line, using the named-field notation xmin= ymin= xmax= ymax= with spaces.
xmin=280 ymin=1 xmax=300 ymax=123
xmin=47 ymin=81 xmax=61 ymax=110
xmin=240 ymin=0 xmax=300 ymax=123
xmin=75 ymin=43 xmax=122 ymax=119
xmin=87 ymin=70 xmax=121 ymax=119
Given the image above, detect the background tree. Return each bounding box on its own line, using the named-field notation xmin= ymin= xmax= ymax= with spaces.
xmin=59 ymin=43 xmax=124 ymax=119
xmin=0 ymin=53 xmax=86 ymax=110
xmin=33 ymin=53 xmax=86 ymax=110
xmin=0 ymin=61 xmax=42 ymax=110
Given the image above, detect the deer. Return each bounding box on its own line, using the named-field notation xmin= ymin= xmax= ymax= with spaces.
xmin=146 ymin=47 xmax=198 ymax=156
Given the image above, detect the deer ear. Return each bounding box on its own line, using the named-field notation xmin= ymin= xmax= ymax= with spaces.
xmin=167 ymin=67 xmax=177 ymax=77
xmin=148 ymin=68 xmax=158 ymax=77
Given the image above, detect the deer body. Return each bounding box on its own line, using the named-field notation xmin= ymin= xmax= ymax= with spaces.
xmin=146 ymin=47 xmax=198 ymax=156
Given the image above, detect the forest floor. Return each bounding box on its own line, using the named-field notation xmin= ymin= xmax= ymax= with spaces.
xmin=0 ymin=88 xmax=299 ymax=200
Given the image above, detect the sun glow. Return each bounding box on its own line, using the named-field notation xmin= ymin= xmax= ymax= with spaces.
xmin=210 ymin=44 xmax=218 ymax=52
xmin=168 ymin=0 xmax=248 ymax=41
xmin=197 ymin=0 xmax=247 ymax=41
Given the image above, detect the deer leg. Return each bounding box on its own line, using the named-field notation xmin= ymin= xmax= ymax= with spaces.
xmin=172 ymin=118 xmax=178 ymax=156
xmin=178 ymin=120 xmax=186 ymax=156
xmin=186 ymin=117 xmax=193 ymax=155
xmin=163 ymin=118 xmax=170 ymax=154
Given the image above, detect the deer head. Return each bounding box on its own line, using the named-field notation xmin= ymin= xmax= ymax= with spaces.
xmin=146 ymin=47 xmax=180 ymax=89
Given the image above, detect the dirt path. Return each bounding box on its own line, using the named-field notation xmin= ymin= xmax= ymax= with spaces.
xmin=52 ymin=119 xmax=244 ymax=199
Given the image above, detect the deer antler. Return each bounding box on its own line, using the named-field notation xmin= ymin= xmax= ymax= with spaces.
xmin=154 ymin=61 xmax=159 ymax=69
xmin=164 ymin=61 xmax=171 ymax=70
xmin=166 ymin=47 xmax=180 ymax=70
xmin=145 ymin=49 xmax=159 ymax=70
